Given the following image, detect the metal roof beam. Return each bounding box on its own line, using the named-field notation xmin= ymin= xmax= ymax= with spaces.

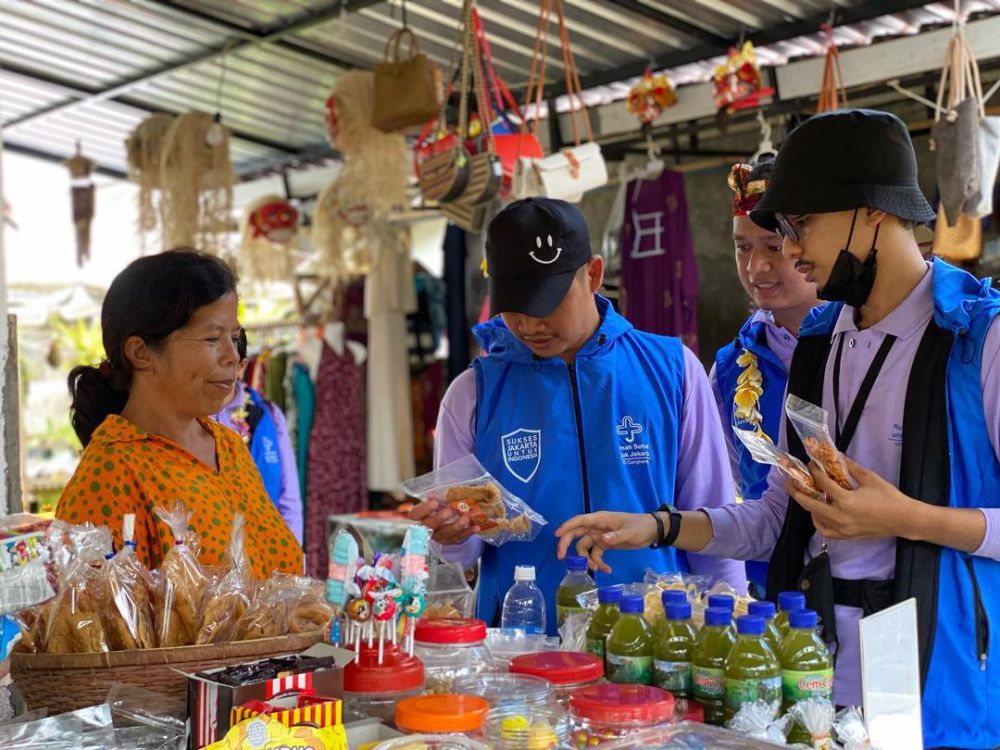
xmin=612 ymin=0 xmax=730 ymax=47
xmin=547 ymin=0 xmax=936 ymax=97
xmin=2 ymin=0 xmax=385 ymax=131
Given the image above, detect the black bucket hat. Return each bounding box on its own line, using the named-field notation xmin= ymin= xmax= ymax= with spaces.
xmin=750 ymin=109 xmax=936 ymax=231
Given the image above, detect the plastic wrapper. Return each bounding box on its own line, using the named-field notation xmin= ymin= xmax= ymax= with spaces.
xmin=788 ymin=698 xmax=836 ymax=749
xmin=105 ymin=682 xmax=185 ymax=749
xmin=733 ymin=425 xmax=823 ymax=498
xmin=153 ymin=503 xmax=208 ymax=647
xmin=97 ymin=515 xmax=157 ymax=650
xmin=642 ymin=571 xmax=711 ymax=626
xmin=785 ymin=396 xmax=854 ymax=490
xmin=0 ymin=704 xmax=116 ymax=749
xmin=196 ymin=514 xmax=251 ymax=644
xmin=403 ymin=455 xmax=547 ymax=546
xmin=691 ymin=580 xmax=753 ymax=628
xmin=484 ymin=629 xmax=559 ymax=670
xmin=833 ymin=707 xmax=871 ymax=749
xmin=726 ymin=701 xmax=791 ymax=744
xmin=596 ymin=722 xmax=790 ymax=749
xmin=234 ymin=572 xmax=333 ymax=640
xmin=559 ymin=611 xmax=589 ymax=653
xmin=0 ymin=515 xmax=58 ymax=617
xmin=288 ymin=577 xmax=337 ymax=634
xmin=424 ymin=560 xmax=475 ymax=619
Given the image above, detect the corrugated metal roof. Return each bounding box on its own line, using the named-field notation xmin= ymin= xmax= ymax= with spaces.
xmin=2 ymin=0 xmax=998 ymax=179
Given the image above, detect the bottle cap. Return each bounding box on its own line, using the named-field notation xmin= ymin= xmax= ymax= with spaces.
xmin=789 ymin=608 xmax=819 ymax=630
xmin=514 ymin=565 xmax=536 ymax=582
xmin=619 ymin=594 xmax=644 ymax=615
xmin=597 ymin=586 xmax=622 ymax=605
xmin=778 ymin=591 xmax=807 ymax=613
xmin=707 ymin=594 xmax=735 ymax=612
xmin=665 ymin=602 xmax=692 ymax=621
xmin=736 ymin=615 xmax=765 ymax=636
xmin=704 ymin=606 xmax=732 ymax=627
xmin=566 ymin=555 xmax=588 ymax=572
xmin=748 ymin=601 xmax=777 ymax=620
xmin=661 ymin=590 xmax=688 ymax=609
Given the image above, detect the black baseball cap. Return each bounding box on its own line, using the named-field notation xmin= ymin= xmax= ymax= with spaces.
xmin=486 ymin=198 xmax=593 ymax=318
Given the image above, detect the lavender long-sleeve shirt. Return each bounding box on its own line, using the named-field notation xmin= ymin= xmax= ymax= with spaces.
xmin=214 ymin=382 xmax=304 ymax=544
xmin=702 ymin=263 xmax=1000 ymax=706
xmin=433 ymin=343 xmax=749 ymax=594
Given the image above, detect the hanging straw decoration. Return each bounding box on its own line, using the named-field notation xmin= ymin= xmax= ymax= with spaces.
xmin=158 ymin=111 xmax=235 ymax=254
xmin=238 ymin=195 xmax=301 ymax=282
xmin=816 ymin=23 xmax=848 ymax=113
xmin=125 ymin=112 xmax=175 ymax=246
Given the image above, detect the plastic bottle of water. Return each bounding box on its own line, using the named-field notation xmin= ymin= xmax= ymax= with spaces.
xmin=501 ymin=565 xmax=546 ymax=635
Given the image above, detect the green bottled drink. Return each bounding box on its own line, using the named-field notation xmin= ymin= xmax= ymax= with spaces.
xmin=723 ymin=615 xmax=781 ymax=723
xmin=774 ymin=591 xmax=806 ymax=639
xmin=691 ymin=607 xmax=736 ymax=726
xmin=748 ymin=600 xmax=783 ymax=656
xmin=654 ymin=601 xmax=698 ymax=698
xmin=605 ymin=594 xmax=654 ymax=685
xmin=780 ymin=608 xmax=834 ymax=745
xmin=654 ymin=589 xmax=688 ymax=636
xmin=586 ymin=586 xmax=621 ymax=661
xmin=556 ymin=555 xmax=597 ymax=629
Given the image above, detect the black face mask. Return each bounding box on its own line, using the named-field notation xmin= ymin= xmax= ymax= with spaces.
xmin=817 ymin=209 xmax=880 ymax=308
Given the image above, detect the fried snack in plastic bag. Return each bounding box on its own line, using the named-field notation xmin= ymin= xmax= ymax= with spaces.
xmin=153 ymin=502 xmax=208 ymax=647
xmin=197 ymin=514 xmax=252 ymax=645
xmin=732 ymin=425 xmax=824 ymax=499
xmin=235 ymin=572 xmax=300 ymax=641
xmin=641 ymin=571 xmax=711 ymax=627
xmin=788 ymin=698 xmax=836 ymax=749
xmin=289 ymin=578 xmax=336 ymax=634
xmin=690 ymin=581 xmax=753 ymax=629
xmin=98 ymin=514 xmax=157 ymax=650
xmin=785 ymin=395 xmax=854 ymax=490
xmin=403 ymin=455 xmax=547 ymax=546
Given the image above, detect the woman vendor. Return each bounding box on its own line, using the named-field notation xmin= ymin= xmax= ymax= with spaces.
xmin=56 ymin=250 xmax=302 ymax=578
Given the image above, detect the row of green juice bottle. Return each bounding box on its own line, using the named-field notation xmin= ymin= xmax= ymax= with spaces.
xmin=585 ymin=587 xmax=832 ymax=743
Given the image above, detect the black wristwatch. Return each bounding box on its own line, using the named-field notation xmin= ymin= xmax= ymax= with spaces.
xmin=649 ymin=503 xmax=682 ymax=549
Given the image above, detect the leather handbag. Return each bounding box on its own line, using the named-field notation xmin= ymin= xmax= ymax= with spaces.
xmin=373 ymin=28 xmax=439 ymax=133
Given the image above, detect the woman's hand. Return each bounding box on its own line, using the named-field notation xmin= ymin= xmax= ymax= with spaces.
xmin=408 ymin=499 xmax=480 ymax=545
xmin=554 ymin=512 xmax=658 ymax=574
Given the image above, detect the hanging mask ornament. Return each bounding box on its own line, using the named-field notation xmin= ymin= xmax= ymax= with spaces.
xmin=249 ymin=200 xmax=299 ymax=243
xmin=626 ymin=69 xmax=677 ymax=126
xmin=239 ymin=194 xmax=301 ymax=282
xmin=713 ymin=42 xmax=775 ymax=114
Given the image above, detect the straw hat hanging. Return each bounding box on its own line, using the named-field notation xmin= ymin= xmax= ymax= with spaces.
xmin=124 ymin=112 xmax=175 ymax=241
xmin=238 ymin=195 xmax=301 ymax=282
xmin=158 ymin=111 xmax=235 ymax=254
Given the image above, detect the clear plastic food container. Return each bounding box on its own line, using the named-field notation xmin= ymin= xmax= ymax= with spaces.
xmin=414 ymin=618 xmax=492 ymax=693
xmin=567 ymin=683 xmax=676 ymax=747
xmin=342 ymin=643 xmax=426 ymax=723
xmin=450 ymin=673 xmax=554 ymax=709
xmin=508 ymin=651 xmax=605 ymax=707
xmin=481 ymin=704 xmax=571 ymax=750
xmin=394 ymin=694 xmax=490 ymax=736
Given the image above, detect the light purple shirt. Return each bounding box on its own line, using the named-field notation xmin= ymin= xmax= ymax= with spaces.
xmin=214 ymin=382 xmax=304 ymax=544
xmin=702 ymin=262 xmax=1000 ymax=706
xmin=709 ymin=309 xmax=798 ymax=484
xmin=433 ymin=342 xmax=749 ymax=594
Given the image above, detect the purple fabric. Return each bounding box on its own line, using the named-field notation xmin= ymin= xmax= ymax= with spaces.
xmin=619 ymin=170 xmax=700 ymax=352
xmin=433 ymin=344 xmax=748 ymax=594
xmin=702 ymin=262 xmax=1000 ymax=706
xmin=214 ymin=382 xmax=303 ymax=544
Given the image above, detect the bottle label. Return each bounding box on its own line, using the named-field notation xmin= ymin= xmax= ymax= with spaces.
xmin=585 ymin=637 xmax=605 ymax=659
xmin=654 ymin=659 xmax=691 ymax=694
xmin=692 ymin=665 xmax=725 ymax=699
xmin=782 ymin=668 xmax=834 ymax=702
xmin=556 ymin=605 xmax=584 ymax=628
xmin=606 ymin=653 xmax=652 ymax=685
xmin=724 ymin=676 xmax=782 ymax=712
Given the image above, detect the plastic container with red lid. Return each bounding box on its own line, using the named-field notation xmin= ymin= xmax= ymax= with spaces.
xmin=413 ymin=618 xmax=491 ymax=693
xmin=395 ymin=693 xmax=490 ymax=735
xmin=568 ymin=684 xmax=675 ymax=746
xmin=509 ymin=651 xmax=605 ymax=707
xmin=342 ymin=643 xmax=425 ymax=724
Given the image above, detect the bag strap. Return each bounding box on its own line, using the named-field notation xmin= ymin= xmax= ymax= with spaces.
xmin=384 ymin=28 xmax=419 ymax=64
xmin=457 ymin=0 xmax=473 ymax=140
xmin=817 ymin=23 xmax=847 ymax=113
xmin=521 ymin=0 xmax=553 ymax=140
xmin=554 ymin=0 xmax=594 ymax=146
xmin=469 ymin=2 xmax=496 ymax=157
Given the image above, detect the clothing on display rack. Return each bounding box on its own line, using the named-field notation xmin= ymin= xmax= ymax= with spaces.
xmin=619 ymin=169 xmax=700 ymax=352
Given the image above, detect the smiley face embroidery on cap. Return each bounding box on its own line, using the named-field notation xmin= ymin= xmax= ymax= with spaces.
xmin=530 ymin=234 xmax=562 ymax=265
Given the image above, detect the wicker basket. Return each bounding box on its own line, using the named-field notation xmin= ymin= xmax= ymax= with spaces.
xmin=11 ymin=631 xmax=324 ymax=716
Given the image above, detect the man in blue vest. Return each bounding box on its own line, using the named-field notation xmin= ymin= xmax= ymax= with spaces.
xmin=410 ymin=197 xmax=747 ymax=634
xmin=710 ymin=157 xmax=818 ymax=596
xmin=214 ymin=331 xmax=303 ymax=543
xmin=555 ymin=110 xmax=1000 ymax=748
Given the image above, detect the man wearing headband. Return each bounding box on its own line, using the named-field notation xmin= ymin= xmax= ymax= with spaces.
xmin=710 ymin=157 xmax=818 ymax=595
xmin=410 ymin=197 xmax=746 ymax=634
xmin=556 ymin=110 xmax=1000 ymax=747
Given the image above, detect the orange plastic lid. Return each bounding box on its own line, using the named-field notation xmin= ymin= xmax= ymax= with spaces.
xmin=395 ymin=693 xmax=490 ymax=734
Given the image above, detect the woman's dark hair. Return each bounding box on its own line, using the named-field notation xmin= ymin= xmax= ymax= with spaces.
xmin=68 ymin=249 xmax=237 ymax=447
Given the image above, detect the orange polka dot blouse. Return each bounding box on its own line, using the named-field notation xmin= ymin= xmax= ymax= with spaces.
xmin=56 ymin=415 xmax=303 ymax=578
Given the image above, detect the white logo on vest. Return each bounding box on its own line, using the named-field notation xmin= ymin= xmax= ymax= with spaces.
xmin=616 ymin=416 xmax=651 ymax=466
xmin=501 ymin=428 xmax=542 ymax=483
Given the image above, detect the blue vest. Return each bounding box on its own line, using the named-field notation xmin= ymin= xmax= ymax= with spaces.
xmin=473 ymin=296 xmax=688 ymax=635
xmin=798 ymin=260 xmax=1000 ymax=749
xmin=714 ymin=315 xmax=790 ymax=591
xmin=246 ymin=388 xmax=283 ymax=505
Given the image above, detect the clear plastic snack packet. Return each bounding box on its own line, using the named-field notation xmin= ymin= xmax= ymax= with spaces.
xmin=98 ymin=514 xmax=157 ymax=650
xmin=196 ymin=514 xmax=252 ymax=645
xmin=726 ymin=701 xmax=792 ymax=744
xmin=153 ymin=502 xmax=208 ymax=647
xmin=785 ymin=396 xmax=855 ymax=490
xmin=288 ymin=577 xmax=336 ymax=634
xmin=402 ymin=454 xmax=547 ymax=546
xmin=235 ymin=572 xmax=299 ymax=640
xmin=788 ymin=698 xmax=836 ymax=749
xmin=732 ymin=425 xmax=824 ymax=499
